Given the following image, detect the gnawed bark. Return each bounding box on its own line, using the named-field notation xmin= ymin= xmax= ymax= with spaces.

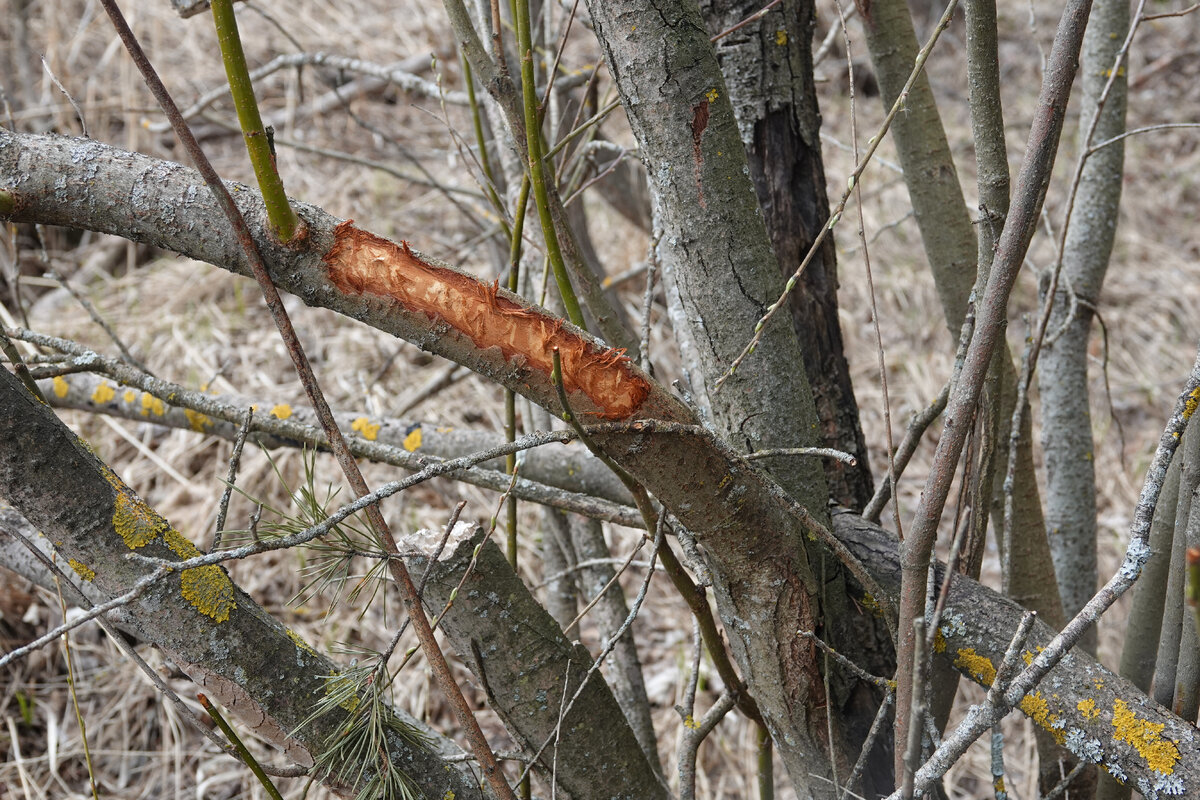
xmin=1 ymin=127 xmax=846 ymax=798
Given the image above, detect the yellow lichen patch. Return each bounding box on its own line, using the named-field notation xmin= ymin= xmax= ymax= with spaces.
xmin=183 ymin=408 xmax=213 ymax=433
xmin=860 ymin=594 xmax=882 ymax=617
xmin=271 ymin=404 xmax=292 ymax=420
xmin=123 ymin=389 xmax=136 ymax=404
xmin=1185 ymin=387 xmax=1200 ymax=420
xmin=140 ymin=392 xmax=165 ymax=417
xmin=92 ymin=381 xmax=116 ymax=404
xmin=112 ymin=491 xmax=167 ymax=549
xmin=68 ymin=558 xmax=95 ymax=582
xmin=954 ymin=648 xmax=996 ymax=685
xmin=351 ymin=416 xmax=381 ymax=441
xmin=705 ymin=87 xmax=719 ymax=103
xmin=1020 ymin=691 xmax=1065 ymax=744
xmin=403 ymin=426 xmax=423 ymax=452
xmin=286 ymin=627 xmax=318 ymax=656
xmin=164 ymin=527 xmax=202 ymax=559
xmin=775 ymin=28 xmax=788 ymax=45
xmin=324 ymin=674 xmax=361 ymax=712
xmin=1078 ymin=698 xmax=1099 ymax=719
xmin=683 ymin=714 xmax=700 ymax=730
xmin=933 ymin=628 xmax=947 ymax=654
xmin=181 ymin=566 xmax=235 ymax=622
xmin=53 ymin=376 xmax=69 ymax=398
xmin=1112 ymin=698 xmax=1179 ymax=774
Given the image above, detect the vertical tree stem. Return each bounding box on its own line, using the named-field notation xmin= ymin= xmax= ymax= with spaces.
xmin=514 ymin=0 xmax=585 ymax=329
xmin=208 ymin=0 xmax=298 ymax=242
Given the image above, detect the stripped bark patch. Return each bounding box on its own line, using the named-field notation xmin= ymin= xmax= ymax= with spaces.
xmin=323 ymin=222 xmax=651 ymax=419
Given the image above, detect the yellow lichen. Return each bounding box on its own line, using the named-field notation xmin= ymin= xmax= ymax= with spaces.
xmin=181 ymin=566 xmax=235 ymax=622
xmin=52 ymin=376 xmax=69 ymax=398
xmin=954 ymin=648 xmax=996 ymax=685
xmin=706 ymin=87 xmax=719 ymax=103
xmin=1020 ymin=691 xmax=1065 ymax=744
xmin=1111 ymin=698 xmax=1179 ymax=774
xmin=140 ymin=392 xmax=165 ymax=417
xmin=1185 ymin=387 xmax=1200 ymax=420
xmin=775 ymin=29 xmax=788 ymax=45
xmin=68 ymin=558 xmax=95 ymax=582
xmin=271 ymin=404 xmax=292 ymax=420
xmin=933 ymin=628 xmax=946 ymax=653
xmin=183 ymin=408 xmax=213 ymax=433
xmin=403 ymin=426 xmax=423 ymax=452
xmin=112 ymin=491 xmax=166 ymax=549
xmin=1078 ymin=698 xmax=1099 ymax=719
xmin=164 ymin=527 xmax=203 ymax=559
xmin=286 ymin=627 xmax=318 ymax=656
xmin=351 ymin=416 xmax=381 ymax=441
xmin=324 ymin=674 xmax=361 ymax=712
xmin=683 ymin=714 xmax=700 ymax=730
xmin=860 ymin=593 xmax=882 ymax=617
xmin=92 ymin=381 xmax=115 ymax=404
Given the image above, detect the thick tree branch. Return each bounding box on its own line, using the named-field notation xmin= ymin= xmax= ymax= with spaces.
xmin=0 ymin=366 xmax=486 ymax=800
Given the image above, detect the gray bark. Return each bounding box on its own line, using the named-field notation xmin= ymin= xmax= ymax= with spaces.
xmin=582 ymin=0 xmax=841 ymax=793
xmin=562 ymin=515 xmax=661 ymax=776
xmin=1038 ymin=0 xmax=1129 ymax=638
xmin=1154 ymin=422 xmax=1197 ymax=708
xmin=0 ymin=366 xmax=487 ymax=800
xmin=701 ymin=0 xmax=874 ymax=510
xmin=406 ymin=523 xmax=668 ymax=799
xmin=0 ymin=127 xmax=847 ymax=797
xmin=834 ymin=511 xmax=1200 ymax=798
xmin=36 ymin=370 xmax=635 ymax=509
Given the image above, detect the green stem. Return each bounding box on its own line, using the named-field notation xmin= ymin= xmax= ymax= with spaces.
xmin=462 ymin=52 xmax=511 ymax=241
xmin=209 ymin=0 xmax=298 ymax=242
xmin=514 ymin=0 xmax=585 ymax=329
xmin=756 ymin=723 xmax=774 ymax=800
xmin=504 ymin=178 xmax=530 ymax=571
xmin=199 ymin=694 xmax=285 ymax=800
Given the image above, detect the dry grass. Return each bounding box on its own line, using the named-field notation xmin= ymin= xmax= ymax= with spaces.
xmin=2 ymin=0 xmax=1199 ymax=797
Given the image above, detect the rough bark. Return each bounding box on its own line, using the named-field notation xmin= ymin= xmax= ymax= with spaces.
xmin=0 ymin=127 xmax=846 ymax=797
xmin=701 ymin=0 xmax=873 ymax=511
xmin=405 ymin=523 xmax=668 ymax=799
xmin=699 ymin=3 xmax=890 ymax=793
xmin=834 ymin=511 xmax=1199 ymax=799
xmin=0 ymin=366 xmax=487 ymax=800
xmin=582 ymin=0 xmax=848 ymax=792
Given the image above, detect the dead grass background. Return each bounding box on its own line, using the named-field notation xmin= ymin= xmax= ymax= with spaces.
xmin=2 ymin=0 xmax=1199 ymax=797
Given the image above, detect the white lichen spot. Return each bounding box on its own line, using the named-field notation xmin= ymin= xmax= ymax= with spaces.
xmin=1066 ymin=728 xmax=1104 ymax=763
xmin=1121 ymin=538 xmax=1151 ymax=579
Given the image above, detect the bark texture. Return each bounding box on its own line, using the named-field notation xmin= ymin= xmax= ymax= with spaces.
xmin=1038 ymin=0 xmax=1129 ymax=639
xmin=0 ymin=127 xmax=846 ymax=797
xmin=404 ymin=523 xmax=667 ymax=799
xmin=701 ymin=0 xmax=873 ymax=510
xmin=0 ymin=366 xmax=487 ymax=800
